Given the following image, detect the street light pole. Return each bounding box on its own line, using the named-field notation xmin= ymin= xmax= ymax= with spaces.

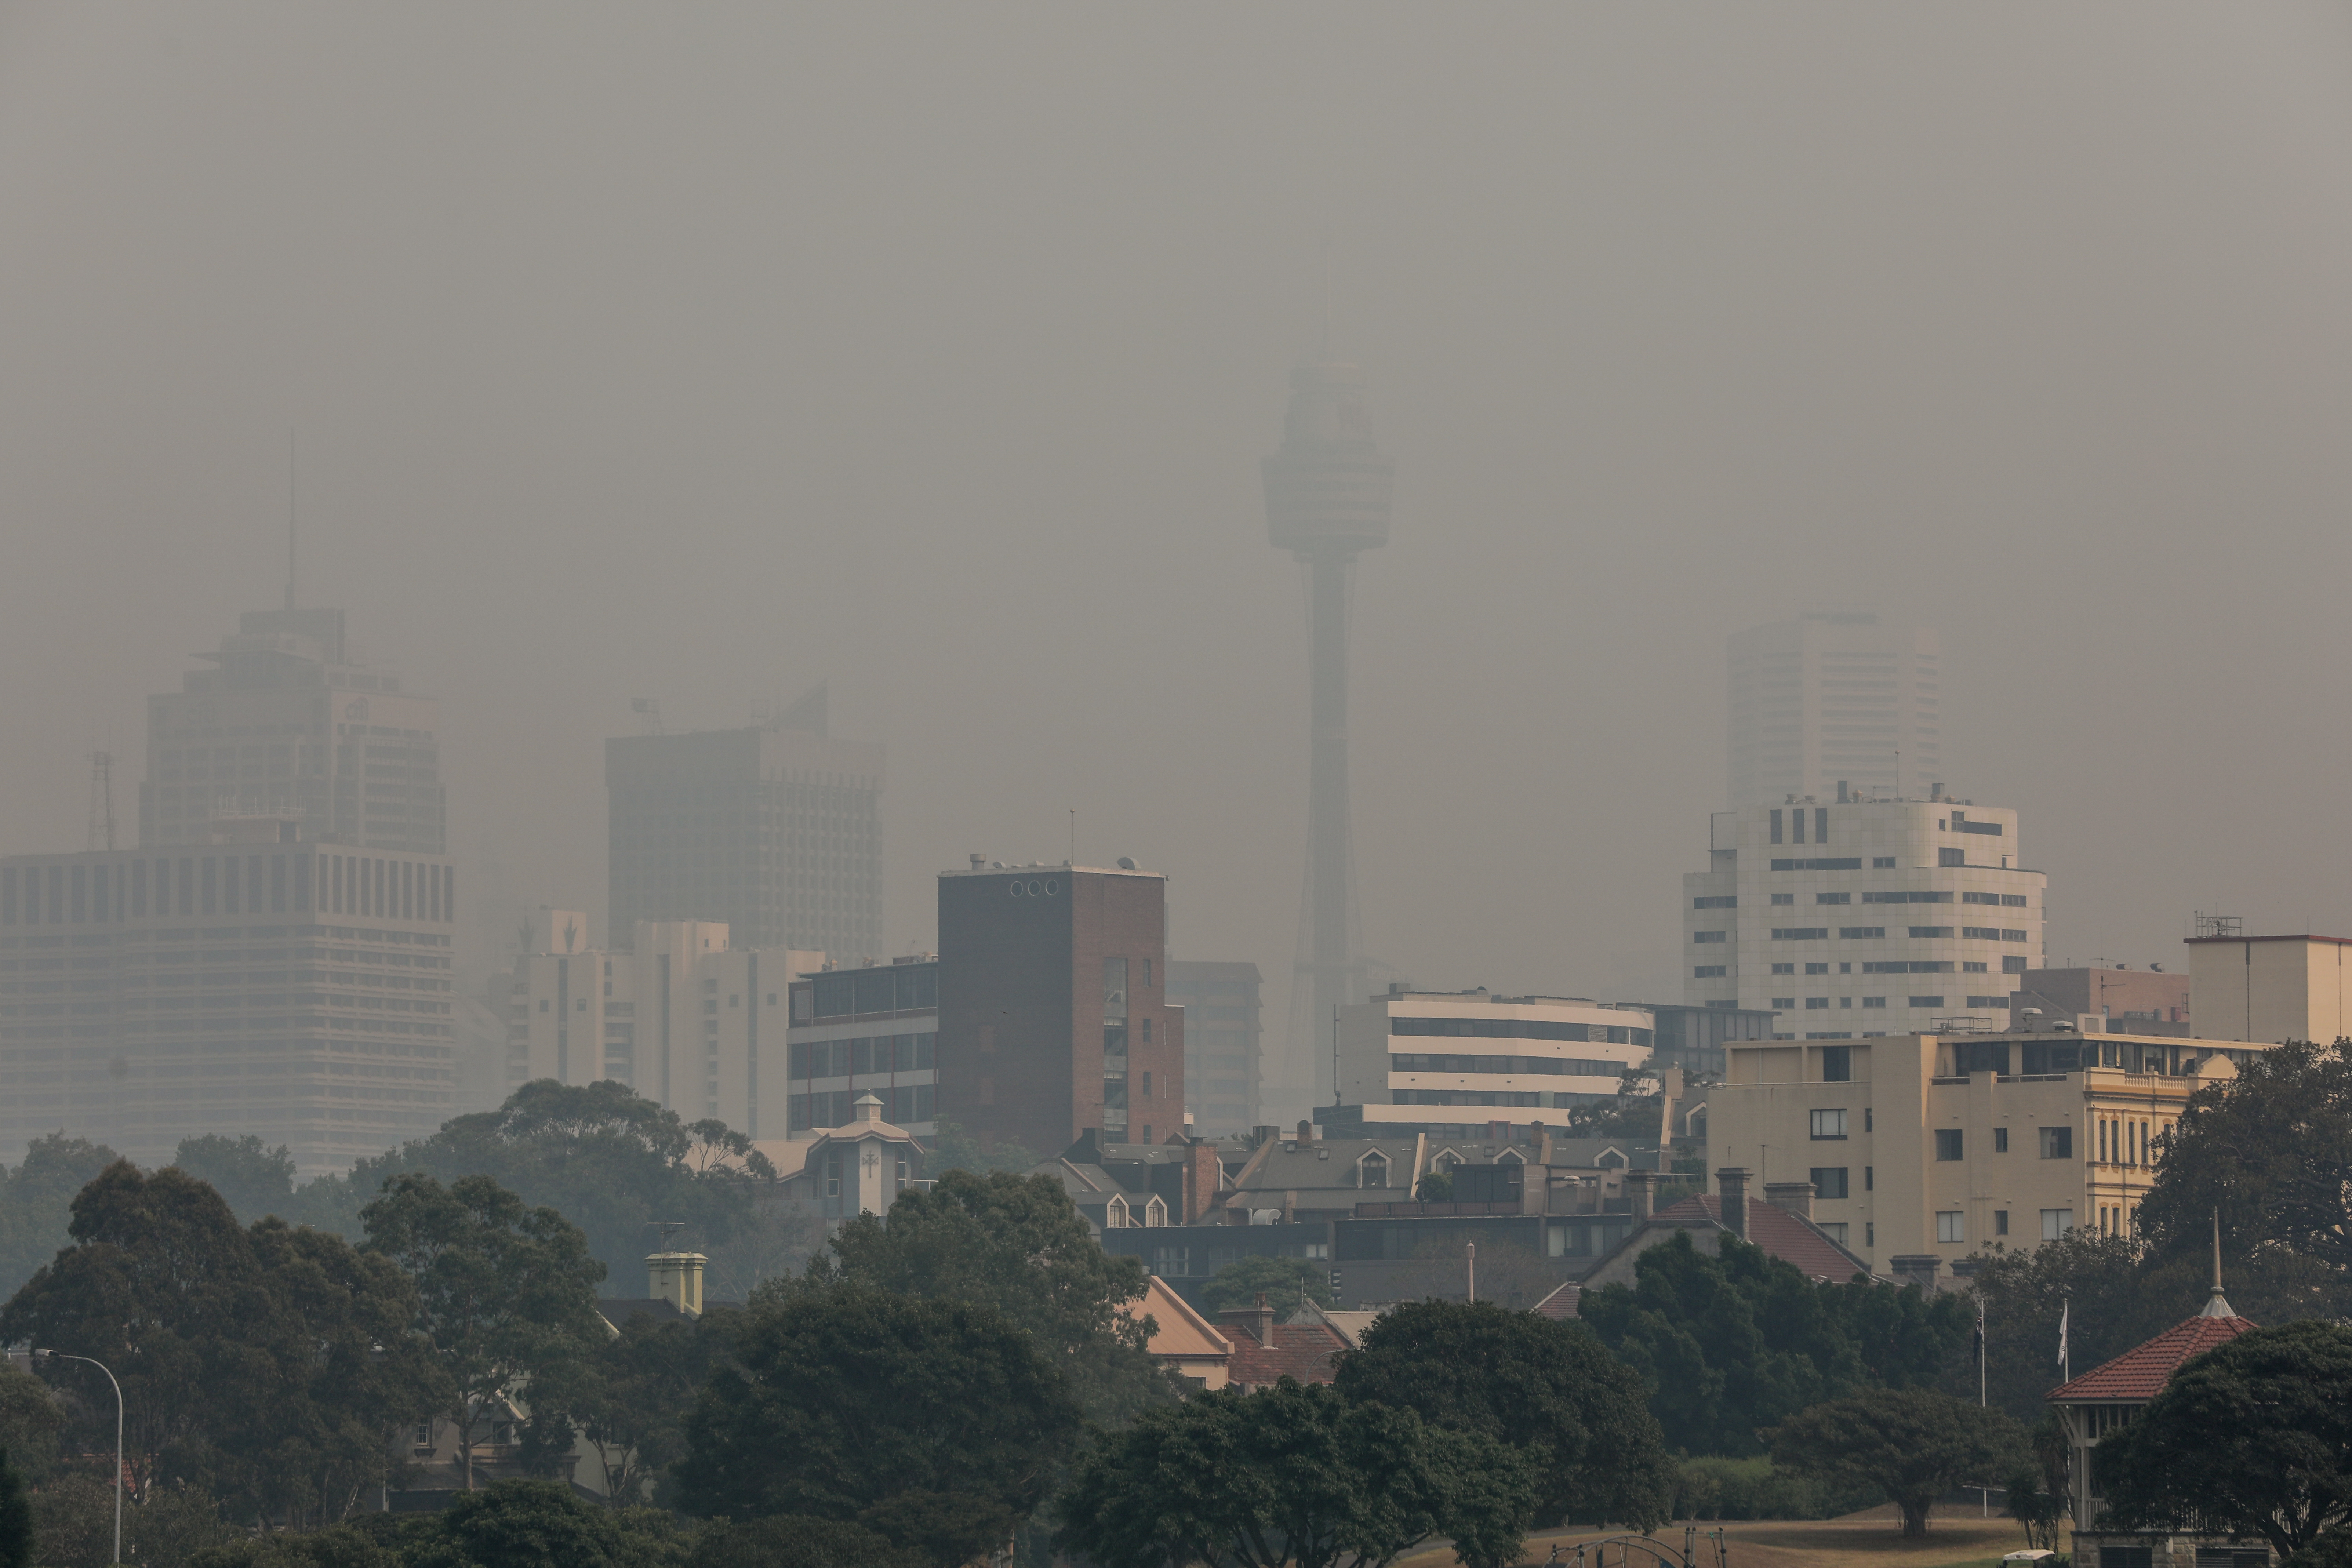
xmin=34 ymin=1349 xmax=123 ymax=1564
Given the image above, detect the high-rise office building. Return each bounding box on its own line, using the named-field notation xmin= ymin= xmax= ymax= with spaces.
xmin=934 ymin=858 xmax=1183 ymax=1156
xmin=1167 ymin=960 xmax=1262 ymax=1136
xmin=1265 ymin=359 xmax=1393 ymax=1114
xmin=141 ymin=605 xmax=445 ymax=854
xmin=1682 ymin=793 xmax=2045 ymax=1036
xmin=605 ymin=692 xmax=884 ymax=962
xmin=0 ymin=831 xmax=459 ymax=1176
xmin=782 ymin=956 xmax=940 ymax=1138
xmin=504 ymin=915 xmax=822 ymax=1132
xmin=1727 ymin=614 xmax=1941 ymax=809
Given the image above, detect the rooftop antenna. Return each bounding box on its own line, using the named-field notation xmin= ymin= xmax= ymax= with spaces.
xmin=285 ymin=428 xmax=298 ymax=611
xmin=631 ymin=697 xmax=664 ymax=735
xmin=648 ymin=1219 xmax=686 ymax=1253
xmin=87 ymin=752 xmax=115 ymax=852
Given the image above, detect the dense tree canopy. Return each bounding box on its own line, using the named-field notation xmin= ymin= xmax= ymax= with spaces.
xmin=0 ymin=1134 xmax=121 ymax=1302
xmin=1770 ymin=1388 xmax=2025 ymax=1538
xmin=674 ymin=1278 xmax=1079 ymax=1566
xmin=1579 ymin=1231 xmax=1971 ymax=1455
xmin=360 ymin=1171 xmax=607 ymax=1490
xmin=1962 ymin=1229 xmax=2153 ymax=1420
xmin=821 ymin=1168 xmax=1170 ymax=1422
xmin=1332 ymin=1300 xmax=1672 ymax=1529
xmin=0 ymin=1162 xmax=447 ymax=1525
xmin=0 ymin=1444 xmax=28 ymax=1568
xmin=2103 ymin=1320 xmax=2352 ymax=1558
xmin=1054 ymin=1378 xmax=1537 ymax=1568
xmin=530 ymin=1306 xmax=740 ymax=1507
xmin=173 ymin=1135 xmax=299 ymax=1223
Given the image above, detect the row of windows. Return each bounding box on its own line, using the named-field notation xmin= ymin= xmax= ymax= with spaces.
xmin=1388 ymin=1053 xmax=1629 ymax=1078
xmin=786 ymin=1083 xmax=935 ymax=1131
xmin=1937 ymin=1209 xmax=2074 ymax=1243
xmin=0 ymin=856 xmax=453 ymax=926
xmin=1391 ymin=1017 xmax=1651 ymax=1046
xmin=1767 ymin=856 xmax=1873 ymax=871
xmin=1775 ymin=995 xmax=1968 ymax=1011
xmin=789 ymin=1033 xmax=937 ymax=1078
xmin=804 ymin=965 xmax=938 ymax=1019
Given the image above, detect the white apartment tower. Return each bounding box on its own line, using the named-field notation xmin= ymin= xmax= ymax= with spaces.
xmin=1728 ymin=614 xmax=1941 ymax=809
xmin=1683 ymin=793 xmax=2046 ymax=1037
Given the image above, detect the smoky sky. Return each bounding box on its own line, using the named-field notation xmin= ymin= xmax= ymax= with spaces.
xmin=4 ymin=4 xmax=2351 ymax=1102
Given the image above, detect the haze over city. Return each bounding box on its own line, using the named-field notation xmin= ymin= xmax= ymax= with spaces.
xmin=4 ymin=2 xmax=2351 ymax=1043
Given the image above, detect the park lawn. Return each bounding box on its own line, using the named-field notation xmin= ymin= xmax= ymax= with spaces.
xmin=1397 ymin=1505 xmax=2029 ymax=1568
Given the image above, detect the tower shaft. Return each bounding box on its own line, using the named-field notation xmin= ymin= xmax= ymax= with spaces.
xmin=1306 ymin=548 xmax=1355 ymax=1100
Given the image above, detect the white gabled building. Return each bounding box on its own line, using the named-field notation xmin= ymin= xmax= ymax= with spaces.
xmin=1682 ymin=790 xmax=2046 ymax=1040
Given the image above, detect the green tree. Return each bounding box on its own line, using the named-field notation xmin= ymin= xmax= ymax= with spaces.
xmin=1197 ymin=1254 xmax=1333 ymax=1317
xmin=1333 ymin=1299 xmax=1674 ymax=1529
xmin=689 ymin=1515 xmax=921 ymax=1568
xmin=0 ymin=1446 xmax=29 ymax=1568
xmin=0 ymin=1134 xmax=120 ymax=1302
xmin=1414 ymin=1169 xmax=1454 ymax=1202
xmin=2101 ymin=1320 xmax=2352 ymax=1559
xmin=403 ymin=1479 xmax=648 ymax=1568
xmin=360 ymin=1172 xmax=607 ymax=1490
xmin=1053 ymin=1378 xmax=1537 ymax=1568
xmin=918 ymin=1120 xmax=1039 ymax=1178
xmin=173 ymin=1135 xmax=298 ymax=1223
xmin=821 ymin=1169 xmax=1169 ymax=1422
xmin=530 ymin=1306 xmax=738 ymax=1505
xmin=1580 ymin=1230 xmax=1969 ymax=1455
xmin=2133 ymin=1039 xmax=2352 ymax=1321
xmin=673 ymin=1278 xmax=1079 ymax=1565
xmin=1769 ymin=1387 xmax=2025 ymax=1538
xmin=0 ymin=1361 xmax=61 ymax=1486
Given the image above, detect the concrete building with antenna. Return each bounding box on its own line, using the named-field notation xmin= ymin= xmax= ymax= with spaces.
xmin=605 ymin=686 xmax=884 ymax=963
xmin=1265 ymin=359 xmax=1392 ymax=1115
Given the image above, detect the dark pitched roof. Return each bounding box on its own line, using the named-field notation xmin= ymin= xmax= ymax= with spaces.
xmin=2047 ymin=1302 xmax=2256 ymax=1403
xmin=1531 ymin=1281 xmax=1582 ymax=1320
xmin=597 ymin=1298 xmax=687 ymax=1327
xmin=1225 ymin=1321 xmax=1347 ymax=1386
xmin=1652 ymin=1195 xmax=1873 ymax=1283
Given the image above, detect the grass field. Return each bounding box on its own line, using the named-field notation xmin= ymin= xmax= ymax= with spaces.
xmin=1397 ymin=1502 xmax=2034 ymax=1568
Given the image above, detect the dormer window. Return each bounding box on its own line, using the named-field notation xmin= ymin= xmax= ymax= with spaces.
xmin=1497 ymin=1149 xmax=1526 ymax=1167
xmin=1144 ymin=1196 xmax=1168 ymax=1227
xmin=1105 ymin=1195 xmax=1129 ymax=1229
xmin=1358 ymin=1151 xmax=1390 ymax=1189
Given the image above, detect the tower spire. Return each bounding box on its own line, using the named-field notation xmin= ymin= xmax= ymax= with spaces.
xmin=2200 ymin=1207 xmax=2235 ymax=1317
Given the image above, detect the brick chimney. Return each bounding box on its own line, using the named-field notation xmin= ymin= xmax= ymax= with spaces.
xmin=1715 ymin=1167 xmax=1751 ymax=1240
xmin=1622 ymin=1168 xmax=1659 ymax=1223
xmin=1763 ymin=1180 xmax=1817 ymax=1222
xmin=1217 ymin=1293 xmax=1277 ymax=1347
xmin=1182 ymin=1138 xmax=1223 ymax=1224
xmin=1296 ymin=1119 xmax=1313 ymax=1145
xmin=1891 ymin=1255 xmax=1943 ymax=1291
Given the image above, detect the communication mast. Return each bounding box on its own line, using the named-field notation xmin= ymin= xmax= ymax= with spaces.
xmin=87 ymin=752 xmax=116 ymax=851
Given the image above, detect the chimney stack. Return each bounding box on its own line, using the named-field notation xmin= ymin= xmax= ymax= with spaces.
xmin=1891 ymin=1255 xmax=1944 ymax=1292
xmin=1715 ymin=1167 xmax=1751 ymax=1240
xmin=646 ymin=1250 xmax=708 ymax=1317
xmin=1623 ymin=1168 xmax=1659 ymax=1224
xmin=1297 ymin=1119 xmax=1313 ymax=1145
xmin=1182 ymin=1138 xmax=1224 ymax=1224
xmin=1764 ymin=1181 xmax=1816 ymax=1222
xmin=969 ymin=853 xmax=986 ymax=870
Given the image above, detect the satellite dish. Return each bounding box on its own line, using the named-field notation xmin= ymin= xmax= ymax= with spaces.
xmin=1116 ymin=856 xmax=1137 ymax=870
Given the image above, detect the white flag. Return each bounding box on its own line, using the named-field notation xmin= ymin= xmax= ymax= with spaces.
xmin=2057 ymin=1302 xmax=2069 ymax=1368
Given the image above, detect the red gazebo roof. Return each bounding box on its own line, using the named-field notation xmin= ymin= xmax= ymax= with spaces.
xmin=2047 ymin=1292 xmax=2255 ymax=1404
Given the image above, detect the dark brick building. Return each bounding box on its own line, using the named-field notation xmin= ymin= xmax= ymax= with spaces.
xmin=936 ymin=859 xmax=1183 ymax=1156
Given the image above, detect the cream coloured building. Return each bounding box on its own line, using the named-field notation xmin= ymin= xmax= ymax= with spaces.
xmin=1332 ymin=986 xmax=1655 ymax=1139
xmin=2186 ymin=932 xmax=2352 ymax=1045
xmin=1706 ymin=1029 xmax=2269 ymax=1273
xmin=506 ymin=916 xmax=821 ymax=1136
xmin=1683 ymin=794 xmax=2045 ymax=1037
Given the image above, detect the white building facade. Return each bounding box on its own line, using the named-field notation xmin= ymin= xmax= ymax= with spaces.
xmin=1682 ymin=795 xmax=2045 ymax=1038
xmin=506 ymin=917 xmax=821 ymax=1136
xmin=1331 ymin=987 xmax=1656 ymax=1139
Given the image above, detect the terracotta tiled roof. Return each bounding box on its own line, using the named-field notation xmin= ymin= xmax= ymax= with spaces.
xmin=2047 ymin=1307 xmax=2256 ymax=1404
xmin=1224 ymin=1320 xmax=1347 ymax=1387
xmin=1531 ymin=1281 xmax=1582 ymax=1320
xmin=1653 ymin=1195 xmax=1873 ymax=1284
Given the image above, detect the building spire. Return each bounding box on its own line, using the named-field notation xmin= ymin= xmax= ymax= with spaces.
xmin=2200 ymin=1207 xmax=2235 ymax=1317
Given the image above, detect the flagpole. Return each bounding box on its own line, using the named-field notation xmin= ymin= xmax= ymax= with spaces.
xmin=1979 ymin=1297 xmax=1988 ymax=1517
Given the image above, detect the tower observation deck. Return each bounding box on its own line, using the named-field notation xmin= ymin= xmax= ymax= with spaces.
xmin=1263 ymin=360 xmax=1393 ymax=1110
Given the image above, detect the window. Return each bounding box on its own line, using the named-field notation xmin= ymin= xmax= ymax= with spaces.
xmin=1810 ymin=1109 xmax=1848 ymax=1140
xmin=1866 ymin=1222 xmax=1875 ymax=1246
xmin=1839 ymin=996 xmax=1853 ymax=1008
xmin=1771 ymin=963 xmax=1795 ymax=975
xmin=1872 ymin=856 xmax=1895 ymax=867
xmin=1937 ymin=1211 xmax=1964 ymax=1243
xmin=1909 ymin=925 xmax=1953 ymax=938
xmin=1810 ymin=1166 xmax=1849 ymax=1199
xmin=1994 ymin=1210 xmax=2009 ymax=1236
xmin=1805 ymin=962 xmax=1829 ymax=975
xmin=1815 ymin=892 xmax=1851 ymax=905
xmin=1693 ymin=930 xmax=1727 ymax=944
xmin=1693 ymin=895 xmax=1736 ymax=909
xmin=1839 ymin=926 xmax=1886 ymax=939
xmin=1142 ymin=959 xmax=1152 ymax=987
xmin=1773 ymin=996 xmax=1796 ymax=1009
xmin=1821 ymin=1046 xmax=1851 ymax=1082
xmin=1821 ymin=1222 xmax=1849 ymax=1244
xmin=1693 ymin=965 xmax=1727 ymax=978
xmin=1862 ymin=996 xmax=1886 ymax=1008
xmin=1816 ymin=807 xmax=1829 ymax=841
xmin=1141 ymin=1018 xmax=1152 ymax=1043
xmin=2002 ymin=894 xmax=2028 ymax=907
xmin=539 ymin=998 xmax=549 ymax=1012
xmin=1358 ymin=1152 xmax=1389 ymax=1189
xmin=2042 ymin=1209 xmax=2075 ymax=1240
xmin=1864 ymin=1166 xmax=1873 ymax=1190
xmin=2040 ymin=1125 xmax=2074 ymax=1159
xmin=1910 ymin=995 xmax=1946 ymax=1009
xmin=1993 ymin=1127 xmax=2009 ymax=1153
xmin=1805 ymin=997 xmax=1829 ymax=1009
xmin=1940 ymin=848 xmax=1966 ymax=867
xmin=1865 ymin=1107 xmax=1872 ymax=1132
xmin=1772 ymin=928 xmax=1828 ymax=941
xmin=1770 ymin=893 xmax=1795 ymax=906
xmin=1770 ymin=809 xmax=1783 ymax=844
xmin=2003 ymin=955 xmax=2028 ymax=974
xmin=1141 ymin=1072 xmax=1153 ymax=1097
xmin=1934 ymin=1129 xmax=1963 ymax=1161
